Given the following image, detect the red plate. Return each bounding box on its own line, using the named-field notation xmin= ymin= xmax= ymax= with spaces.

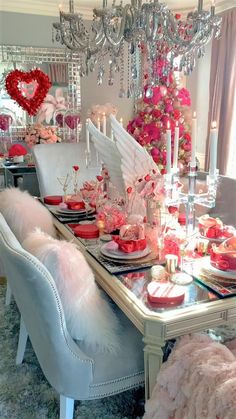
xmin=66 ymin=201 xmax=85 ymax=210
xmin=72 ymin=224 xmax=99 ymax=239
xmin=147 ymin=282 xmax=185 ymax=305
xmin=44 ymin=195 xmax=63 ymax=205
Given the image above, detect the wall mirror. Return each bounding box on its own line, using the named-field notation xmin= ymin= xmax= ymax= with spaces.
xmin=0 ymin=45 xmax=82 ymax=148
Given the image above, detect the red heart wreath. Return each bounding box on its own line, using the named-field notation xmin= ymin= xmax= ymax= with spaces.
xmin=5 ymin=69 xmax=51 ymax=116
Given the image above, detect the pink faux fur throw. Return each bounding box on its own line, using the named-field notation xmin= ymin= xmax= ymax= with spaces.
xmin=0 ymin=188 xmax=56 ymax=242
xmin=22 ymin=229 xmax=121 ymax=354
xmin=144 ymin=334 xmax=236 ymax=419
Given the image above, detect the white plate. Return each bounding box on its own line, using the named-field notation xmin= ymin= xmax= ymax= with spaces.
xmin=100 ymin=242 xmax=151 ymax=260
xmin=201 ymin=257 xmax=236 ymax=279
xmin=57 ymin=208 xmax=87 ymax=214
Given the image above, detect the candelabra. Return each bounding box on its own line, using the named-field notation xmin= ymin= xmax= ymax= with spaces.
xmin=165 ymin=166 xmax=219 ymax=237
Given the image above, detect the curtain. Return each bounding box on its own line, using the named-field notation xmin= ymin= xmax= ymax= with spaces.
xmin=205 ymin=7 xmax=236 ymax=175
xmin=48 ymin=63 xmax=68 ymax=86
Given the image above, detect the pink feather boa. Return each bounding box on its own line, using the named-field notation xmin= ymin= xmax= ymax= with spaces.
xmin=144 ymin=333 xmax=236 ymax=419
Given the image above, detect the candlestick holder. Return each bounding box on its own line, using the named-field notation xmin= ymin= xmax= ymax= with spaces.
xmin=165 ymin=166 xmax=219 ymax=238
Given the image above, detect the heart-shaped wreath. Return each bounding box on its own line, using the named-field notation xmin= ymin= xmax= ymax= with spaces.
xmin=5 ymin=69 xmax=51 ymax=116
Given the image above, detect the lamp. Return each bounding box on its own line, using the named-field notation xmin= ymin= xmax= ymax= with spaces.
xmin=52 ymin=0 xmax=222 ymax=98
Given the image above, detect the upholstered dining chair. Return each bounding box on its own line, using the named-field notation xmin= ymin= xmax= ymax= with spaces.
xmin=0 ymin=213 xmax=144 ymax=419
xmin=32 ymin=142 xmax=101 ymax=197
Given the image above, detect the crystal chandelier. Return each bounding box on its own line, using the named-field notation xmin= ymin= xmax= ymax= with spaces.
xmin=52 ymin=0 xmax=222 ymax=98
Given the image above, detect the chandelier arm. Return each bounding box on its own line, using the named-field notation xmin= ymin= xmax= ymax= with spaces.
xmin=103 ymin=4 xmax=134 ymax=47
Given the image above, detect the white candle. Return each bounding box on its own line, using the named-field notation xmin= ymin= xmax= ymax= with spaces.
xmin=102 ymin=113 xmax=106 ymax=136
xmin=119 ymin=117 xmax=123 ymax=127
xmin=173 ymin=122 xmax=179 ymax=171
xmin=97 ymin=117 xmax=101 ymax=131
xmin=209 ymin=121 xmax=218 ymax=177
xmin=111 ymin=128 xmax=114 ymax=141
xmin=86 ymin=119 xmax=90 ymax=153
xmin=191 ymin=111 xmax=197 ymax=167
xmin=166 ymin=121 xmax=172 ymax=175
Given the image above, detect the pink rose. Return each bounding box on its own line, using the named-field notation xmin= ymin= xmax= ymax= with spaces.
xmin=178 ymin=88 xmax=191 ymax=107
xmin=143 ymin=123 xmax=160 ymax=141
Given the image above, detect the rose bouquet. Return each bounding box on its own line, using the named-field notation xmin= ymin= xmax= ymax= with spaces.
xmin=23 ymin=123 xmax=61 ymax=148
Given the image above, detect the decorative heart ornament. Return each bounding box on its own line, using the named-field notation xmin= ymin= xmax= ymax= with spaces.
xmin=64 ymin=113 xmax=80 ymax=129
xmin=55 ymin=112 xmax=64 ymax=127
xmin=0 ymin=114 xmax=12 ymax=131
xmin=5 ymin=69 xmax=51 ymax=116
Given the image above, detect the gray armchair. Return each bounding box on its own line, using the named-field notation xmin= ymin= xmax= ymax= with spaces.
xmin=0 ymin=213 xmax=144 ymax=419
xmin=32 ymin=143 xmax=101 ymax=197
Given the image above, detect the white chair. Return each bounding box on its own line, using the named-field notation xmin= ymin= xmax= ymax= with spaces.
xmin=0 ymin=213 xmax=144 ymax=419
xmin=32 ymin=142 xmax=101 ymax=197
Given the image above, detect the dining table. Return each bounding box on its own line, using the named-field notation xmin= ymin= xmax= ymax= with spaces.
xmin=49 ymin=209 xmax=236 ymax=400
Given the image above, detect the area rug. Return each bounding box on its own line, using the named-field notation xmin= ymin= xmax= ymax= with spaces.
xmin=0 ymin=283 xmax=144 ymax=419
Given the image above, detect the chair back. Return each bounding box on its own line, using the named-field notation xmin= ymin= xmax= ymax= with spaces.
xmin=0 ymin=213 xmax=93 ymax=399
xmin=32 ymin=143 xmax=101 ymax=196
xmin=210 ymin=176 xmax=236 ymax=226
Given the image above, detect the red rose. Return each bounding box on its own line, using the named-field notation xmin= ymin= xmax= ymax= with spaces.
xmin=127 ymin=187 xmax=133 ymax=194
xmin=184 ymin=133 xmax=191 ymax=142
xmin=151 ymin=109 xmax=161 ymax=119
xmin=73 ymin=165 xmax=79 ymax=171
xmin=96 ymin=175 xmax=103 ymax=182
xmin=173 ymin=109 xmax=181 ymax=120
xmin=175 ymin=13 xmax=181 ymax=20
xmin=144 ymin=174 xmax=151 ymax=181
xmin=168 ymin=206 xmax=178 ymax=214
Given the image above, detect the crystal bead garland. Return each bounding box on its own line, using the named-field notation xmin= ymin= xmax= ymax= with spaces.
xmin=119 ymin=42 xmax=126 ymax=98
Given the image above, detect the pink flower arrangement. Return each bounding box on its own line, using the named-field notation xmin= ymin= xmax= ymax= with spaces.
xmin=23 ymin=123 xmax=61 ymax=148
xmin=96 ymin=204 xmax=126 ymax=233
xmin=127 ymin=69 xmax=192 ymax=174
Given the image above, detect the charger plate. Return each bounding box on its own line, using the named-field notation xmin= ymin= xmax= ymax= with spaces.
xmin=87 ymin=245 xmax=160 ymax=274
xmin=201 ymin=257 xmax=236 ymax=280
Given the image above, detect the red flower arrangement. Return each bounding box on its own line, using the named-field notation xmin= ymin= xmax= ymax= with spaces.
xmin=127 ymin=64 xmax=192 ymax=174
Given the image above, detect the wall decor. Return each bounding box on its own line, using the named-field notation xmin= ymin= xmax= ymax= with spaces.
xmin=5 ymin=69 xmax=51 ymax=116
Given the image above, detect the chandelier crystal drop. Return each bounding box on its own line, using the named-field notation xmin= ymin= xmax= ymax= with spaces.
xmin=52 ymin=0 xmax=222 ymax=98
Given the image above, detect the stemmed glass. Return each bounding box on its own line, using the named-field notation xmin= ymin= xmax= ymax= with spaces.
xmin=57 ymin=174 xmax=72 ymax=201
xmin=171 ymin=235 xmax=194 ymax=285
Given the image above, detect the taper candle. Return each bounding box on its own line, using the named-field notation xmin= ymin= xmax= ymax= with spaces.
xmin=102 ymin=112 xmax=106 ymax=136
xmin=190 ymin=111 xmax=197 ymax=167
xmin=209 ymin=121 xmax=218 ymax=177
xmin=173 ymin=121 xmax=179 ymax=171
xmin=166 ymin=121 xmax=172 ymax=174
xmin=97 ymin=117 xmax=101 ymax=131
xmin=86 ymin=118 xmax=90 ymax=153
xmin=111 ymin=128 xmax=114 ymax=141
xmin=119 ymin=117 xmax=123 ymax=127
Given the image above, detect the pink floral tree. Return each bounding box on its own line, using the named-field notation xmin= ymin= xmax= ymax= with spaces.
xmin=127 ymin=62 xmax=192 ymax=174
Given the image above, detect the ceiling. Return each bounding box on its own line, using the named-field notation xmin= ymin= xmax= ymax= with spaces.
xmin=0 ymin=0 xmax=235 ymax=19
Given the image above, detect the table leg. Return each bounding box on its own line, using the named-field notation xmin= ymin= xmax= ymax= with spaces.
xmin=143 ymin=339 xmax=165 ymax=400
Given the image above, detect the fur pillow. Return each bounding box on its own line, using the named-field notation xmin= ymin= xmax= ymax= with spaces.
xmin=22 ymin=229 xmax=121 ymax=354
xmin=0 ymin=188 xmax=56 ymax=242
